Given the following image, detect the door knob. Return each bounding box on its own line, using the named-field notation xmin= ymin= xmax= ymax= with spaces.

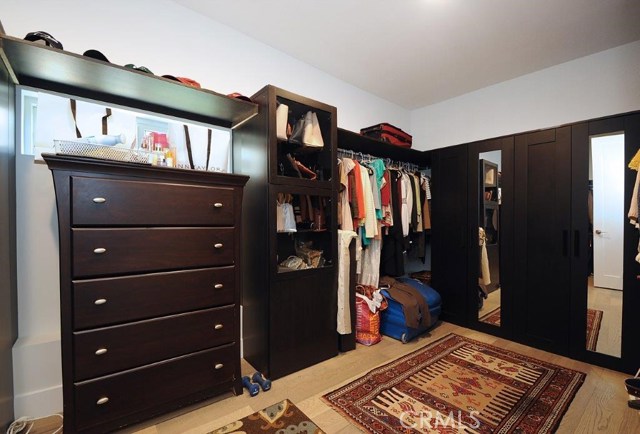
xmin=595 ymin=229 xmax=605 ymax=235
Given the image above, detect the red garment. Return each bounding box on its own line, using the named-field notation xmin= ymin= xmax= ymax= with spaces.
xmin=381 ymin=170 xmax=391 ymax=206
xmin=352 ymin=162 xmax=366 ymax=227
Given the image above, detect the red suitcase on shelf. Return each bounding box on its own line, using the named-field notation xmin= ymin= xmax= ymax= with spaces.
xmin=360 ymin=123 xmax=412 ymax=148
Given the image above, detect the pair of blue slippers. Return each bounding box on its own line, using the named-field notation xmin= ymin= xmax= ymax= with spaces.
xmin=242 ymin=372 xmax=271 ymax=397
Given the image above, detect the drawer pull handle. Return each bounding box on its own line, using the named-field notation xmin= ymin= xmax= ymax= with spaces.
xmin=92 ymin=197 xmax=106 ymax=203
xmin=214 ymin=283 xmax=223 ymax=289
xmin=213 ymin=202 xmax=223 ymax=208
xmin=214 ymin=363 xmax=224 ymax=370
xmin=214 ymin=243 xmax=223 ymax=249
xmin=214 ymin=324 xmax=224 ymax=330
xmin=95 ymin=348 xmax=108 ymax=356
xmin=96 ymin=397 xmax=109 ymax=405
xmin=93 ymin=248 xmax=106 ymax=254
xmin=94 ymin=298 xmax=107 ymax=305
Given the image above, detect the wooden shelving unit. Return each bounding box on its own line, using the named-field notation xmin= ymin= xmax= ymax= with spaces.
xmin=0 ymin=34 xmax=258 ymax=128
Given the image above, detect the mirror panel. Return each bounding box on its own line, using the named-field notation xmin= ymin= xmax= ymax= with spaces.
xmin=587 ymin=133 xmax=623 ymax=357
xmin=478 ymin=151 xmax=501 ymax=326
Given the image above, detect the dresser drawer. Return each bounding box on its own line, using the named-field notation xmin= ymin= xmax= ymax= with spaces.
xmin=72 ymin=177 xmax=236 ymax=226
xmin=73 ymin=266 xmax=235 ymax=329
xmin=73 ymin=306 xmax=235 ymax=381
xmin=72 ymin=227 xmax=234 ymax=277
xmin=74 ymin=344 xmax=236 ymax=431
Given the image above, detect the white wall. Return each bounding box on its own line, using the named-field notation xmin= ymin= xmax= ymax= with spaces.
xmin=3 ymin=0 xmax=640 ymax=419
xmin=0 ymin=0 xmax=409 ymax=419
xmin=411 ymin=40 xmax=640 ymax=150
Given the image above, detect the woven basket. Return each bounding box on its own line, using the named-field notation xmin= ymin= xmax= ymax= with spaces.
xmin=54 ymin=140 xmax=150 ymax=164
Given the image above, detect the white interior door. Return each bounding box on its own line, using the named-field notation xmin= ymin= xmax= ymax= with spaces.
xmin=591 ymin=134 xmax=624 ymax=290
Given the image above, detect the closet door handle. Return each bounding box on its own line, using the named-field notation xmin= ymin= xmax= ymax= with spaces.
xmin=562 ymin=230 xmax=569 ymax=257
xmin=574 ymin=230 xmax=580 ymax=257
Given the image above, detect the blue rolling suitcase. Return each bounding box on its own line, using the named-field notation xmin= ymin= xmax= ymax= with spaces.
xmin=380 ymin=277 xmax=441 ymax=343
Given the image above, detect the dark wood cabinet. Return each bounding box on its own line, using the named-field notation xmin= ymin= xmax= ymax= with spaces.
xmin=466 ymin=137 xmax=515 ymax=338
xmin=0 ymin=31 xmax=257 ymax=432
xmin=431 ymin=144 xmax=468 ymax=325
xmin=514 ymin=127 xmax=572 ymax=355
xmin=44 ymin=155 xmax=248 ymax=433
xmin=234 ymin=85 xmax=338 ymax=379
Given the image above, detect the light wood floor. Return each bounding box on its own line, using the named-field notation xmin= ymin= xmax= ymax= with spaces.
xmin=26 ymin=322 xmax=640 ymax=434
xmin=478 ymin=287 xmax=501 ymax=324
xmin=587 ymin=276 xmax=622 ymax=358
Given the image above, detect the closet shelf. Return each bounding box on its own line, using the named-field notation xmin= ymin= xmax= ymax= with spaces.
xmin=0 ymin=34 xmax=258 ymax=128
xmin=337 ymin=128 xmax=430 ymax=167
xmin=277 ymin=140 xmax=324 ymax=154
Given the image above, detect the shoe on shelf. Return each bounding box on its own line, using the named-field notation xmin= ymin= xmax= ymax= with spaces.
xmin=625 ymin=378 xmax=640 ymax=398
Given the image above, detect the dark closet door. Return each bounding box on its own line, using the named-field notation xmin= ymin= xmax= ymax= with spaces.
xmin=0 ymin=55 xmax=17 ymax=429
xmin=514 ymin=127 xmax=572 ymax=354
xmin=431 ymin=144 xmax=468 ymax=325
xmin=467 ymin=137 xmax=515 ymax=338
xmin=570 ymin=114 xmax=640 ymax=374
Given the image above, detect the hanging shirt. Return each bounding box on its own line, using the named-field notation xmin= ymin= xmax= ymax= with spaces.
xmin=358 ymin=238 xmax=382 ymax=288
xmin=360 ymin=163 xmax=378 ymax=240
xmin=421 ymin=174 xmax=432 ymax=230
xmin=371 ymin=159 xmax=386 ymax=220
xmin=381 ymin=170 xmax=393 ymax=227
xmin=351 ymin=162 xmax=366 ymax=229
xmin=340 ymin=158 xmax=355 ymax=231
xmin=412 ymin=173 xmax=423 ymax=232
xmin=380 ymin=169 xmax=406 ymax=277
xmin=337 ymin=229 xmax=358 ymax=334
xmin=400 ymin=173 xmax=413 ymax=237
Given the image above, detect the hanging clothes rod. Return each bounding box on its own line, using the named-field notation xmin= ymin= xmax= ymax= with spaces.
xmin=337 ymin=147 xmax=423 ymax=172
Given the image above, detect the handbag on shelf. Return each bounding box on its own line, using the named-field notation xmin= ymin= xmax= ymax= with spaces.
xmin=302 ymin=111 xmax=324 ymax=148
xmin=289 ymin=117 xmax=305 ymax=144
xmin=294 ymin=158 xmax=317 ymax=180
xmin=288 ymin=111 xmax=324 ymax=148
xmin=276 ymin=103 xmax=289 ymax=141
xmin=309 ymin=112 xmax=324 ymax=148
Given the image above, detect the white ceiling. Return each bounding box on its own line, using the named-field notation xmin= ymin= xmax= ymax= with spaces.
xmin=173 ymin=0 xmax=640 ymax=109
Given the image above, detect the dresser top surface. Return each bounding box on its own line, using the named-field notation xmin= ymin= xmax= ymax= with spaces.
xmin=42 ymin=153 xmax=249 ymax=187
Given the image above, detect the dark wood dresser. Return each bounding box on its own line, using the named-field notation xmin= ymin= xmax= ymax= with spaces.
xmin=43 ymin=154 xmax=248 ymax=433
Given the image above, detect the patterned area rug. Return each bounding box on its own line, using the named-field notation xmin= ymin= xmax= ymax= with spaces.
xmin=478 ymin=308 xmax=603 ymax=352
xmin=209 ymin=399 xmax=324 ymax=434
xmin=323 ymin=333 xmax=585 ymax=434
xmin=586 ymin=308 xmax=603 ymax=352
xmin=478 ymin=306 xmax=501 ymax=326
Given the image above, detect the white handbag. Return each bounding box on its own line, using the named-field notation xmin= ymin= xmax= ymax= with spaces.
xmin=311 ymin=112 xmax=324 ymax=148
xmin=302 ymin=111 xmax=314 ymax=146
xmin=302 ymin=111 xmax=324 ymax=148
xmin=276 ymin=103 xmax=289 ymax=141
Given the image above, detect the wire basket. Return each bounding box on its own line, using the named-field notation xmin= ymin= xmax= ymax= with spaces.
xmin=53 ymin=140 xmax=151 ymax=164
